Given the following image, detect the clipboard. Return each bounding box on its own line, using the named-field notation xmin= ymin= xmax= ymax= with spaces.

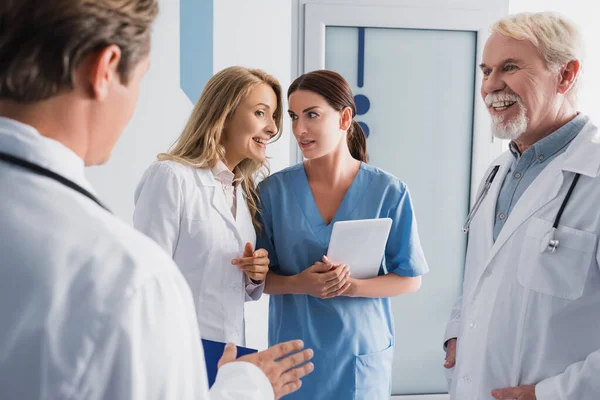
xmin=326 ymin=218 xmax=392 ymax=279
xmin=201 ymin=339 xmax=258 ymax=387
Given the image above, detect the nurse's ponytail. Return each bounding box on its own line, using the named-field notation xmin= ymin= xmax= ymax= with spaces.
xmin=349 ymin=120 xmax=368 ymax=163
xmin=288 ymin=70 xmax=369 ymax=163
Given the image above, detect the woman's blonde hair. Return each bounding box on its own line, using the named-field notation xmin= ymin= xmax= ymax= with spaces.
xmin=158 ymin=66 xmax=283 ymax=229
xmin=492 ymin=11 xmax=583 ymax=104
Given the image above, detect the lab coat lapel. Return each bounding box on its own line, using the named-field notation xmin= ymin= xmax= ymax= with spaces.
xmin=480 ymin=154 xmax=513 ymax=253
xmin=485 ymin=156 xmax=565 ymax=270
xmin=206 ymin=174 xmax=242 ymax=243
xmin=471 ymin=118 xmax=600 ymax=291
xmin=487 ymin=118 xmax=600 ymax=265
xmin=234 ymin=184 xmax=253 ymax=244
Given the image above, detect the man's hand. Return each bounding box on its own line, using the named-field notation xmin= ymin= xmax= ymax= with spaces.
xmin=491 ymin=384 xmax=536 ymax=399
xmin=444 ymin=338 xmax=457 ymax=368
xmin=218 ymin=340 xmax=314 ymax=400
xmin=231 ymin=242 xmax=269 ymax=283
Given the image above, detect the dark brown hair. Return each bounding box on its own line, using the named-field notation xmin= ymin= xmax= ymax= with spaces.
xmin=288 ymin=70 xmax=368 ymax=163
xmin=0 ymin=0 xmax=158 ymax=103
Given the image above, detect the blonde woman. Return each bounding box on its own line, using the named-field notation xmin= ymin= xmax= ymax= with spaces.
xmin=133 ymin=66 xmax=282 ymax=346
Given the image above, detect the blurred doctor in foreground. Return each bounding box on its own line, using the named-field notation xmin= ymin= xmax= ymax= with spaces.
xmin=0 ymin=0 xmax=312 ymax=399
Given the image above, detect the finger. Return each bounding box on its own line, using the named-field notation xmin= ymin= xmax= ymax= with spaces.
xmin=323 ymin=265 xmax=349 ymax=284
xmin=217 ymin=342 xmax=238 ymax=368
xmin=491 ymin=387 xmax=520 ymax=399
xmin=323 ymin=282 xmax=351 ymax=298
xmin=238 ymin=263 xmax=269 ymax=273
xmin=247 ymin=272 xmax=266 ymax=281
xmin=253 ymin=248 xmax=268 ymax=258
xmin=312 ymin=262 xmax=332 ymax=273
xmin=443 ymin=359 xmax=455 ymax=368
xmin=322 ymin=256 xmax=344 ymax=269
xmin=277 ymin=349 xmax=314 ymax=372
xmin=444 ymin=349 xmax=456 ymax=369
xmin=251 ymin=257 xmax=270 ymax=267
xmin=244 ymin=242 xmax=254 ymax=257
xmin=444 ymin=340 xmax=457 ymax=368
xmin=282 ymin=362 xmax=314 ymax=381
xmin=263 ymin=340 xmax=304 ymax=360
xmin=232 ymin=257 xmax=256 ymax=266
xmin=324 ymin=270 xmax=350 ymax=292
xmin=276 ymin=379 xmax=303 ymax=399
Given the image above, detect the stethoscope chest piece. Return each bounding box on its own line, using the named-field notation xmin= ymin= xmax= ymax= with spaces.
xmin=540 ymin=227 xmax=560 ymax=253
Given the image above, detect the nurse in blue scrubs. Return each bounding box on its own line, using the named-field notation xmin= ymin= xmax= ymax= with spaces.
xmin=257 ymin=70 xmax=429 ymax=399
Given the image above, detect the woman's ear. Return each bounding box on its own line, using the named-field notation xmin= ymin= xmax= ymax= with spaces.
xmin=340 ymin=106 xmax=353 ymax=131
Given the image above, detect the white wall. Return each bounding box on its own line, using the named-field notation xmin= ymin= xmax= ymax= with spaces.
xmin=85 ymin=0 xmax=292 ymax=350
xmin=508 ymin=1 xmax=600 ymax=124
xmin=213 ymin=0 xmax=292 ymax=350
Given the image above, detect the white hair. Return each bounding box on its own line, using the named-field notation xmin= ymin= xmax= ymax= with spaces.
xmin=491 ymin=11 xmax=583 ymax=105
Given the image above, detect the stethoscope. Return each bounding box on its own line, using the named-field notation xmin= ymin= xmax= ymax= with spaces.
xmin=0 ymin=152 xmax=110 ymax=212
xmin=462 ymin=164 xmax=581 ymax=253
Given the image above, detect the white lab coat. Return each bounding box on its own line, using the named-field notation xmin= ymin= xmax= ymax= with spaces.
xmin=445 ymin=117 xmax=600 ymax=399
xmin=133 ymin=160 xmax=264 ymax=346
xmin=0 ymin=117 xmax=272 ymax=400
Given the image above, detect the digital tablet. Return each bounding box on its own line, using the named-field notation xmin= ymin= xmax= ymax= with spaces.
xmin=326 ymin=218 xmax=393 ymax=279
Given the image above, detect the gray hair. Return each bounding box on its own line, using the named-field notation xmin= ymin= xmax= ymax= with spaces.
xmin=491 ymin=12 xmax=583 ymax=105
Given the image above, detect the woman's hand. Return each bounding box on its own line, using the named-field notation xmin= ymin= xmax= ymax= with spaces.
xmin=231 ymin=242 xmax=269 ymax=283
xmin=295 ymin=256 xmax=351 ymax=299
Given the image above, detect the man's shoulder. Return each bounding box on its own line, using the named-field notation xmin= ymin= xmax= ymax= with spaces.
xmin=1 ymin=185 xmax=184 ymax=313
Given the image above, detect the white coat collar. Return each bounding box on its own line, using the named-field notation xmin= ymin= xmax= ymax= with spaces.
xmin=474 ymin=117 xmax=599 ymax=288
xmin=560 ymin=117 xmax=600 ymax=177
xmin=0 ymin=117 xmax=95 ymax=194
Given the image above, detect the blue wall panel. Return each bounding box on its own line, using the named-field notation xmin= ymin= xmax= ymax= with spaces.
xmin=180 ymin=0 xmax=213 ymax=103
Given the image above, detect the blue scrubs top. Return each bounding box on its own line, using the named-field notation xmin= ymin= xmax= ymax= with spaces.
xmin=257 ymin=162 xmax=429 ymax=400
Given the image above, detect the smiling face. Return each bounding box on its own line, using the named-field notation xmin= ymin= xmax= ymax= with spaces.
xmin=480 ymin=32 xmax=562 ymax=140
xmin=221 ymin=83 xmax=278 ymax=166
xmin=288 ymin=89 xmax=350 ymax=160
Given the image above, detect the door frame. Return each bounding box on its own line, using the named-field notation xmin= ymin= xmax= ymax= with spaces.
xmin=299 ymin=1 xmax=508 ymax=205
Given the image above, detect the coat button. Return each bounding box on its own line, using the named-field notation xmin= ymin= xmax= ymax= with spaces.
xmin=498 ymin=213 xmax=506 ymax=220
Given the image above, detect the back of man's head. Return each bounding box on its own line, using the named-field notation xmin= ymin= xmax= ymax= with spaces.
xmin=0 ymin=0 xmax=158 ymax=103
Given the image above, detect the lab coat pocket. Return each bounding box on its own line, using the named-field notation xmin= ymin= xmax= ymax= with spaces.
xmin=354 ymin=342 xmax=394 ymax=400
xmin=518 ymin=217 xmax=596 ymax=300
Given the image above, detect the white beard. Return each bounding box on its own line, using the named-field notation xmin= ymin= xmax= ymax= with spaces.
xmin=485 ymin=94 xmax=529 ymax=140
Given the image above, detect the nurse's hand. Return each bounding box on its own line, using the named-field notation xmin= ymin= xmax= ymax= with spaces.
xmin=231 ymin=242 xmax=270 ymax=283
xmin=491 ymin=384 xmax=536 ymax=399
xmin=443 ymin=338 xmax=457 ymax=369
xmin=218 ymin=340 xmax=315 ymax=399
xmin=295 ymin=259 xmax=351 ymax=299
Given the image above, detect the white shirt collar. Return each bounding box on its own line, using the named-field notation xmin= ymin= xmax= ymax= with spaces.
xmin=0 ymin=117 xmax=95 ymax=193
xmin=210 ymin=160 xmax=242 ymax=186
